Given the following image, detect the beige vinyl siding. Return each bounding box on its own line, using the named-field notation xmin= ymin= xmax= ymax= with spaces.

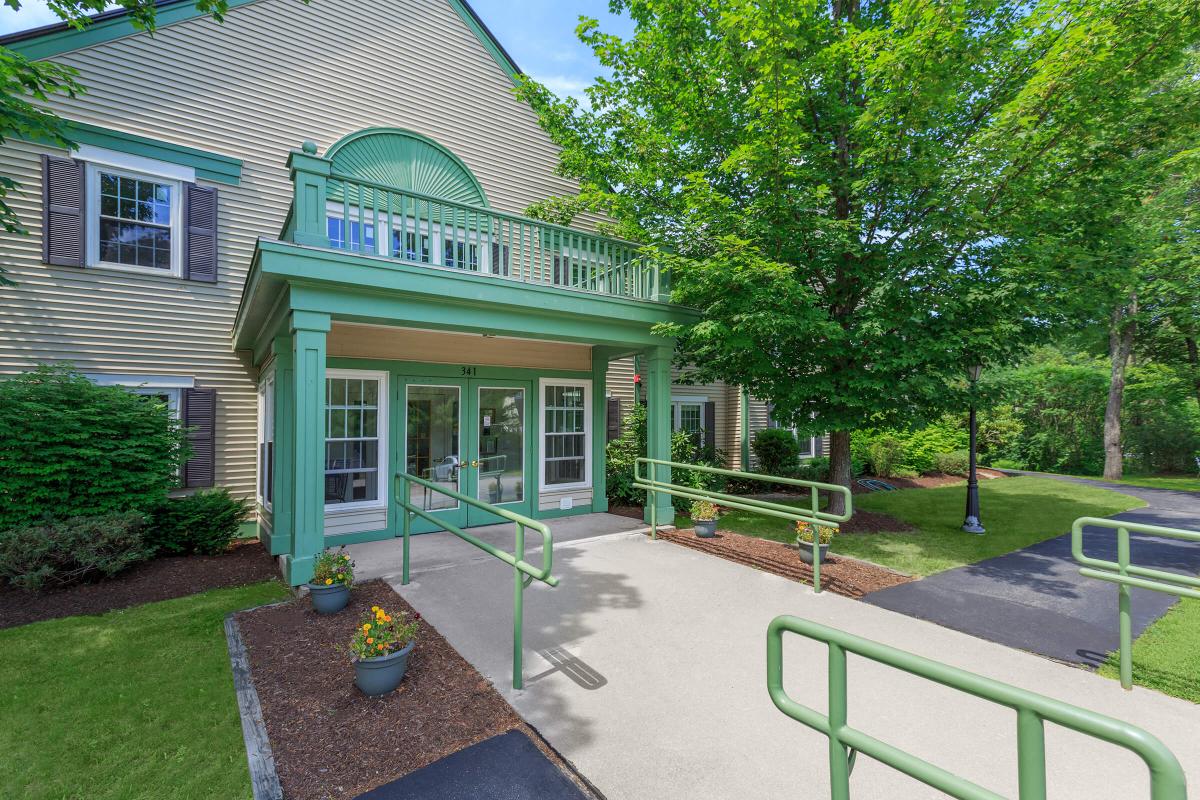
xmin=0 ymin=0 xmax=586 ymax=500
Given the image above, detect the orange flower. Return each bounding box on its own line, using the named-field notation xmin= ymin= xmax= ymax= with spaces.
xmin=383 ymin=615 xmax=392 ymax=622
xmin=367 ymin=637 xmax=374 ymax=644
xmin=376 ymin=643 xmax=385 ymax=650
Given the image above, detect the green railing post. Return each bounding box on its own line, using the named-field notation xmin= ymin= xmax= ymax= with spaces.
xmin=401 ymin=474 xmax=411 ymax=586
xmin=513 ymin=522 xmax=528 ymax=690
xmin=395 ymin=472 xmax=558 ymax=690
xmin=827 ymin=642 xmax=851 ymax=800
xmin=1071 ymin=516 xmax=1200 ymax=692
xmin=1117 ymin=526 xmax=1133 ymax=691
xmin=1016 ymin=708 xmax=1047 ymax=800
xmin=767 ymin=614 xmax=1188 ymax=800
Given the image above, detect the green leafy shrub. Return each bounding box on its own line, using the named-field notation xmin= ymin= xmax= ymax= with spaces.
xmin=866 ymin=437 xmax=906 ymax=477
xmin=933 ymin=450 xmax=970 ymax=476
xmin=988 ymin=458 xmax=1026 ymax=470
xmin=606 ymin=403 xmax=725 ymax=510
xmin=903 ymin=417 xmax=969 ymax=473
xmin=0 ymin=366 xmax=187 ymax=530
xmin=149 ymin=489 xmax=249 ymax=556
xmin=752 ymin=428 xmax=802 ymax=476
xmin=794 ymin=457 xmax=830 ymax=482
xmin=689 ymin=500 xmax=718 ymax=521
xmin=0 ymin=512 xmax=152 ymax=591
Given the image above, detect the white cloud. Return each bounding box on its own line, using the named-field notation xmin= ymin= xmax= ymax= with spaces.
xmin=0 ymin=1 xmax=66 ymax=36
xmin=533 ymin=74 xmax=591 ymax=104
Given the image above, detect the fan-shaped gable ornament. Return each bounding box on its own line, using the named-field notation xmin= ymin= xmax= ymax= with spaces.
xmin=325 ymin=128 xmax=489 ymax=208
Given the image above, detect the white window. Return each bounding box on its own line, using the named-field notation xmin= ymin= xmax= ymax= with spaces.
xmin=540 ymin=379 xmax=591 ymax=490
xmin=324 ymin=369 xmax=388 ymax=510
xmin=671 ymin=396 xmax=706 ymax=444
xmin=82 ymin=148 xmax=190 ymax=276
xmin=87 ymin=373 xmax=191 ymax=419
xmin=767 ymin=405 xmax=818 ymax=457
xmin=257 ymin=371 xmax=275 ymax=510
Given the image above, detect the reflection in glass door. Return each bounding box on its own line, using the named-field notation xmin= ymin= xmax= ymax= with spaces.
xmin=405 ymin=385 xmax=461 ymax=512
xmin=471 ymin=386 xmax=526 ymax=523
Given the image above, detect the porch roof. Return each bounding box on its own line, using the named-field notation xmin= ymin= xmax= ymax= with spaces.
xmin=232 ymin=238 xmax=698 ymax=365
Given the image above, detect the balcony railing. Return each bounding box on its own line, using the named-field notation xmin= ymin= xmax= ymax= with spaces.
xmin=286 ymin=148 xmax=669 ymax=303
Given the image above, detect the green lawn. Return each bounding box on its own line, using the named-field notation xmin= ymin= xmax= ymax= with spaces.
xmin=1084 ymin=475 xmax=1200 ymax=493
xmin=1098 ymin=597 xmax=1200 ymax=702
xmin=705 ymin=476 xmax=1144 ymax=576
xmin=0 ymin=581 xmax=290 ymax=800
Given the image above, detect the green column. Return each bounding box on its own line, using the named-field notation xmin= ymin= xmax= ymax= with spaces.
xmin=591 ymin=347 xmax=615 ymax=513
xmin=740 ymin=387 xmax=751 ymax=470
xmin=283 ymin=310 xmax=330 ymax=585
xmin=267 ymin=334 xmax=294 ymax=556
xmin=643 ymin=344 xmax=674 ymax=524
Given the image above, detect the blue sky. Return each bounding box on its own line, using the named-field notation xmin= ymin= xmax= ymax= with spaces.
xmin=0 ymin=0 xmax=632 ymax=101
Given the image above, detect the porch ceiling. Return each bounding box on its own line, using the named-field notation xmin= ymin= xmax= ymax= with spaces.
xmin=233 ymin=239 xmax=697 ymax=364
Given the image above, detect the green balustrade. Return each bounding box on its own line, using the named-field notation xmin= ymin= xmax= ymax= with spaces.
xmin=1071 ymin=516 xmax=1200 ymax=690
xmin=633 ymin=457 xmax=851 ymax=593
xmin=396 ymin=472 xmax=558 ymax=690
xmin=316 ymin=171 xmax=665 ymax=301
xmin=767 ymin=615 xmax=1187 ymax=800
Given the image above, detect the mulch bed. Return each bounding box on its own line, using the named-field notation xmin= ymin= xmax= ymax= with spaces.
xmin=236 ymin=580 xmax=587 ymax=800
xmin=840 ymin=509 xmax=916 ymax=534
xmin=655 ymin=528 xmax=913 ymax=598
xmin=0 ymin=540 xmax=279 ymax=629
xmin=607 ymin=504 xmax=646 ymax=521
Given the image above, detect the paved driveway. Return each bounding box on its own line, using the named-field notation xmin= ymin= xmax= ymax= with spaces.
xmin=382 ymin=532 xmax=1200 ymax=800
xmin=864 ymin=475 xmax=1200 ymax=666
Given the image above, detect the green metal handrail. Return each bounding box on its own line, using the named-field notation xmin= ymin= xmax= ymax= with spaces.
xmin=767 ymin=615 xmax=1187 ymax=800
xmin=396 ymin=472 xmax=559 ymax=689
xmin=633 ymin=457 xmax=852 ymax=593
xmin=1071 ymin=516 xmax=1200 ymax=690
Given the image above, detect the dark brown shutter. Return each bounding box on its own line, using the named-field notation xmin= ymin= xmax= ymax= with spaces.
xmin=183 ymin=183 xmax=218 ymax=282
xmin=42 ymin=155 xmax=85 ymax=266
xmin=703 ymin=401 xmax=716 ymax=452
xmin=182 ymin=387 xmax=216 ymax=488
xmin=606 ymin=397 xmax=621 ymax=441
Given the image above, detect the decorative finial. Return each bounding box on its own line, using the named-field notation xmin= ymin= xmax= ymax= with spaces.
xmin=302 ymin=140 xmax=318 ymax=155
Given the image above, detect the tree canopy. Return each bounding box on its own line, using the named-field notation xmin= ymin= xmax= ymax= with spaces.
xmin=518 ymin=0 xmax=1200 ymax=501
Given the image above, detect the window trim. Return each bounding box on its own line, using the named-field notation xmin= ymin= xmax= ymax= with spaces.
xmin=257 ymin=368 xmax=275 ymax=512
xmin=84 ymin=153 xmax=185 ymax=277
xmin=324 ymin=368 xmax=389 ymax=513
xmin=671 ymin=395 xmax=707 ymax=437
xmin=539 ymin=377 xmax=592 ymax=492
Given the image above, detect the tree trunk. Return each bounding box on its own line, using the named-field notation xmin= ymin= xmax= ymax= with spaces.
xmin=1103 ymin=297 xmax=1137 ymax=481
xmin=827 ymin=430 xmax=852 ymax=515
xmin=1186 ymin=336 xmax=1200 ymax=409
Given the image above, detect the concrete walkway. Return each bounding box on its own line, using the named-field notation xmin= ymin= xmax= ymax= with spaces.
xmin=865 ymin=474 xmax=1200 ymax=666
xmin=347 ymin=512 xmax=648 ymax=582
xmin=384 ymin=533 xmax=1200 ymax=800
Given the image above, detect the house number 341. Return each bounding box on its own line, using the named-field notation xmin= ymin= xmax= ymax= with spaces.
xmin=460 ymin=366 xmax=478 ymax=376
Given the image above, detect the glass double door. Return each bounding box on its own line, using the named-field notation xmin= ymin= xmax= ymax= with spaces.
xmin=403 ymin=377 xmax=531 ymax=531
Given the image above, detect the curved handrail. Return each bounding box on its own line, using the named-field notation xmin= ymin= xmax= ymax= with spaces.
xmin=1071 ymin=516 xmax=1200 ymax=689
xmin=634 ymin=457 xmax=852 ymax=593
xmin=768 ymin=615 xmax=1187 ymax=800
xmin=397 ymin=472 xmax=556 ymax=585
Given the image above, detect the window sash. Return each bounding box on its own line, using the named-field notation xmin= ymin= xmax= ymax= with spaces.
xmin=324 ymin=372 xmax=387 ymax=509
xmin=86 ymin=163 xmax=182 ymax=275
xmin=541 ymin=381 xmax=590 ymax=489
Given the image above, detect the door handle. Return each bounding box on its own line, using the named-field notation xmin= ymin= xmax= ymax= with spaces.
xmin=469 ymin=459 xmax=480 ymax=468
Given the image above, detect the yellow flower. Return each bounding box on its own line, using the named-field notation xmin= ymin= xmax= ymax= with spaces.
xmin=362 ymin=623 xmax=371 ymax=631
xmin=371 ymin=606 xmax=379 ymax=612
xmin=325 ymin=578 xmax=332 ymax=585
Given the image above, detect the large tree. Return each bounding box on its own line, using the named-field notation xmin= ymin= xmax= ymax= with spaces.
xmin=0 ymin=0 xmax=239 ymax=283
xmin=518 ymin=0 xmax=1200 ymax=510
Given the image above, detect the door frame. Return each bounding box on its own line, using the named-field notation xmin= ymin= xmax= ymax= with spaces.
xmin=465 ymin=378 xmax=534 ymax=526
xmin=398 ymin=376 xmax=468 ymax=534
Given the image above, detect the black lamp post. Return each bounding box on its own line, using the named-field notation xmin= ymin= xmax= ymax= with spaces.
xmin=962 ymin=363 xmax=985 ymax=535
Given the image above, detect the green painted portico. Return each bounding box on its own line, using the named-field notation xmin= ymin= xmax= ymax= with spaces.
xmin=233 ymin=133 xmax=696 ymax=585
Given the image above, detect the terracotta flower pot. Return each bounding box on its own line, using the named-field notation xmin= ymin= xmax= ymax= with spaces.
xmin=693 ymin=519 xmax=718 ymax=538
xmin=354 ymin=640 xmax=416 ymax=696
xmin=308 ymin=582 xmax=350 ymax=614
